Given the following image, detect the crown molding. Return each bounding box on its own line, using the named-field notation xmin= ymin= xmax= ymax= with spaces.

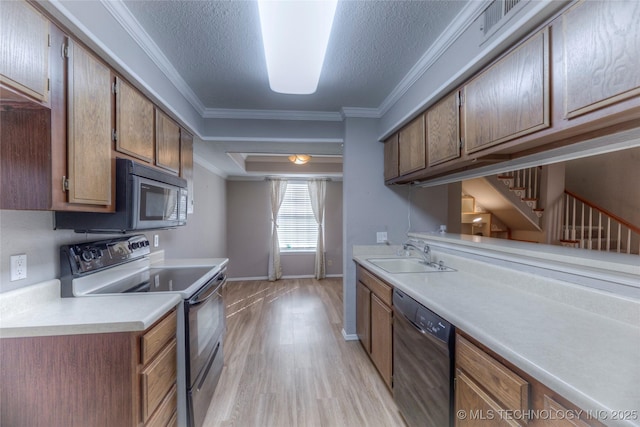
xmin=101 ymin=0 xmax=207 ymax=116
xmin=340 ymin=107 xmax=381 ymax=119
xmin=202 ymin=108 xmax=343 ymax=121
xmin=377 ymin=0 xmax=491 ymax=116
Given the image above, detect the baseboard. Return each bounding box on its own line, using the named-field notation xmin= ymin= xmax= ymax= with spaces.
xmin=342 ymin=329 xmax=359 ymax=341
xmin=226 ymin=276 xmax=268 ymax=282
xmin=228 ymin=274 xmax=343 ymax=282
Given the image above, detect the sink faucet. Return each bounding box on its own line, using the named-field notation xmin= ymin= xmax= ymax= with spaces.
xmin=403 ymin=241 xmax=432 ymax=265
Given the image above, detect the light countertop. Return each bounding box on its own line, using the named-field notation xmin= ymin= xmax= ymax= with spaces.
xmin=0 ymin=256 xmax=229 ymax=338
xmin=0 ymin=280 xmax=181 ymax=338
xmin=353 ymin=239 xmax=640 ymax=427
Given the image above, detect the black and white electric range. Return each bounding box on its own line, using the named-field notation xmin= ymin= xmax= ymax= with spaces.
xmin=60 ymin=234 xmax=228 ymax=427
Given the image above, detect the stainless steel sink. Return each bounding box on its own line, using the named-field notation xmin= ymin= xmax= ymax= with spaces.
xmin=366 ymin=258 xmax=456 ymax=273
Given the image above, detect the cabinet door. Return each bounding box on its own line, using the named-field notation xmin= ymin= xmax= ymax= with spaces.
xmin=356 ymin=280 xmax=371 ymax=353
xmin=0 ymin=0 xmax=49 ymax=102
xmin=370 ymin=293 xmax=392 ymax=390
xmin=398 ymin=114 xmax=426 ymax=175
xmin=562 ymin=1 xmax=640 ymax=119
xmin=464 ymin=28 xmax=550 ymax=154
xmin=66 ymin=39 xmax=112 ymax=206
xmin=180 ymin=129 xmax=194 ymax=214
xmin=155 ymin=109 xmax=180 ymax=174
xmin=428 ymin=91 xmax=460 ymax=166
xmin=383 ymin=134 xmax=399 ymax=181
xmin=455 ymin=369 xmax=518 ymax=427
xmin=115 ymin=76 xmax=154 ymax=162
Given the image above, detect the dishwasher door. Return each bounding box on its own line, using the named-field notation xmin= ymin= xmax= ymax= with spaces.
xmin=393 ymin=290 xmax=454 ymax=427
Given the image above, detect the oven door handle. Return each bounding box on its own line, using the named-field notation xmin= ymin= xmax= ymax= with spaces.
xmin=189 ymin=278 xmax=225 ymax=306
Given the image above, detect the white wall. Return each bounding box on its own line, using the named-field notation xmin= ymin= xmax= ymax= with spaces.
xmin=0 ymin=161 xmax=226 ymax=293
xmin=342 ymin=118 xmax=448 ymax=336
xmin=225 ymin=180 xmax=343 ymax=279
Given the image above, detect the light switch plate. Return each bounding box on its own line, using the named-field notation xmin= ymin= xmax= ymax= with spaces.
xmin=376 ymin=231 xmax=388 ymax=243
xmin=10 ymin=254 xmax=27 ymax=281
xmin=153 ymin=235 xmax=159 ymax=247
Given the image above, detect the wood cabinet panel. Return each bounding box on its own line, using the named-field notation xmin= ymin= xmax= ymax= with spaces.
xmin=562 ymin=1 xmax=640 ymax=118
xmin=66 ymin=39 xmax=112 ymax=206
xmin=455 ymin=369 xmax=519 ymax=427
xmin=180 ymin=129 xmax=194 ymax=213
xmin=464 ymin=28 xmax=550 ymax=154
xmin=356 ymin=280 xmax=371 ymax=353
xmin=428 ymin=91 xmax=460 ymax=166
xmin=0 ymin=0 xmax=49 ymax=102
xmin=370 ymin=293 xmax=393 ymax=390
xmin=398 ymin=114 xmax=426 ymax=175
xmin=115 ymin=76 xmax=155 ymax=162
xmin=0 ymin=109 xmax=52 ymax=209
xmin=145 ymin=384 xmax=177 ymax=427
xmin=0 ymin=333 xmax=135 ymax=427
xmin=358 ymin=265 xmax=392 ymax=306
xmin=141 ymin=309 xmax=177 ymax=365
xmin=156 ymin=109 xmax=180 ymax=174
xmin=141 ymin=339 xmax=177 ymax=423
xmin=457 ymin=335 xmax=529 ymax=413
xmin=384 ymin=133 xmax=399 ymax=181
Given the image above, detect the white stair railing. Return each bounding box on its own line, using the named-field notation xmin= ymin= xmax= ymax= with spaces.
xmin=562 ymin=190 xmax=640 ymax=255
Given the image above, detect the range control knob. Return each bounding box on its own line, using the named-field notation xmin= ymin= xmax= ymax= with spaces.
xmin=81 ymin=250 xmax=93 ymax=262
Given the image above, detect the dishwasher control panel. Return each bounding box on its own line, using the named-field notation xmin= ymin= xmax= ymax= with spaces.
xmin=416 ymin=306 xmax=451 ymax=342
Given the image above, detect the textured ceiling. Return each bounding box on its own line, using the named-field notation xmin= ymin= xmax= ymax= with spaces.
xmin=121 ymin=0 xmax=468 ymax=112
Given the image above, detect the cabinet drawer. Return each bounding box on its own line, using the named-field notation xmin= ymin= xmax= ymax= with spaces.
xmin=456 ymin=335 xmax=528 ymax=413
xmin=141 ymin=310 xmax=177 ymax=365
xmin=357 ymin=266 xmax=392 ymax=306
xmin=141 ymin=339 xmax=177 ymax=422
xmin=145 ymin=384 xmax=177 ymax=427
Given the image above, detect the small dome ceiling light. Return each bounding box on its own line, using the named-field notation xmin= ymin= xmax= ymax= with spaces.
xmin=288 ymin=154 xmax=312 ymax=165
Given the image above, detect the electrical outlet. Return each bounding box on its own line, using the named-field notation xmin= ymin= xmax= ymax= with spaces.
xmin=10 ymin=254 xmax=27 ymax=281
xmin=153 ymin=235 xmax=159 ymax=247
xmin=327 ymin=259 xmax=333 ymax=266
xmin=376 ymin=231 xmax=388 ymax=243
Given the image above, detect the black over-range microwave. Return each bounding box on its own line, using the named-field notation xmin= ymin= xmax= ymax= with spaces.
xmin=55 ymin=159 xmax=188 ymax=233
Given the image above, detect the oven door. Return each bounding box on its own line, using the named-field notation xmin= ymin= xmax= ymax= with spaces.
xmin=185 ymin=270 xmax=226 ymax=427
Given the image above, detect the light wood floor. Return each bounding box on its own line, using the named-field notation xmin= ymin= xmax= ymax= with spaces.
xmin=203 ymin=278 xmax=406 ymax=427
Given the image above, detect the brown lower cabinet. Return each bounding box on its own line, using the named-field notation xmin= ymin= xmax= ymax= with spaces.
xmin=355 ymin=264 xmax=393 ymax=389
xmin=0 ymin=309 xmax=177 ymax=427
xmin=455 ymin=332 xmax=605 ymax=427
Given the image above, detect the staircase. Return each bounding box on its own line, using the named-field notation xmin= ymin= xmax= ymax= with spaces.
xmin=488 ymin=166 xmax=544 ymax=231
xmin=558 ymin=190 xmax=640 ymax=255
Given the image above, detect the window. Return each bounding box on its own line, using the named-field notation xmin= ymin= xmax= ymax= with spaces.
xmin=277 ymin=182 xmax=317 ymax=251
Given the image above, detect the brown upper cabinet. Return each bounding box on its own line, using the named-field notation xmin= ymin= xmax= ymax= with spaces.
xmin=66 ymin=39 xmax=113 ymax=207
xmin=114 ymin=76 xmax=155 ymax=163
xmin=561 ymin=1 xmax=640 ymax=119
xmin=155 ymin=109 xmax=181 ymax=174
xmin=428 ymin=91 xmax=461 ymax=166
xmin=398 ymin=114 xmax=427 ymax=175
xmin=383 ymin=133 xmax=399 ymax=182
xmin=0 ymin=0 xmax=49 ymax=103
xmin=463 ymin=28 xmax=550 ymax=155
xmin=180 ymin=129 xmax=194 ymax=213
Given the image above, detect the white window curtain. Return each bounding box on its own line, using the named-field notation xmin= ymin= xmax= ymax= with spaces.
xmin=268 ymin=179 xmax=288 ymax=281
xmin=307 ymin=179 xmax=327 ymax=279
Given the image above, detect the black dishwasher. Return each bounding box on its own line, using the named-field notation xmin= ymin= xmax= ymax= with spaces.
xmin=393 ymin=288 xmax=455 ymax=427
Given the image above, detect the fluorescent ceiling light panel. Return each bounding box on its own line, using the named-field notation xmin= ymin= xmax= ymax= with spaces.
xmin=258 ymin=0 xmax=338 ymax=95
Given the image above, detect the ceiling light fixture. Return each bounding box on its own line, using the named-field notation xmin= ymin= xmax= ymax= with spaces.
xmin=288 ymin=154 xmax=311 ymax=165
xmin=258 ymin=0 xmax=338 ymax=95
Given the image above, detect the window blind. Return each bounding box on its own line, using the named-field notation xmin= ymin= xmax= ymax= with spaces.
xmin=277 ymin=182 xmax=318 ymax=251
